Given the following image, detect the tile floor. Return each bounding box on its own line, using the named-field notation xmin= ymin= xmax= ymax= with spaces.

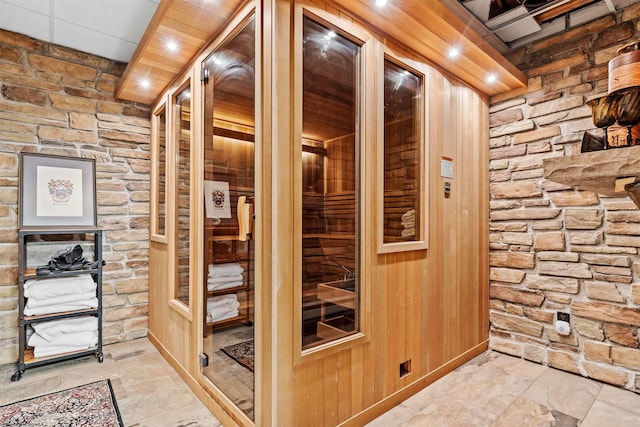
xmin=366 ymin=350 xmax=640 ymax=427
xmin=0 ymin=338 xmax=220 ymax=427
xmin=2 ymin=338 xmax=640 ymax=426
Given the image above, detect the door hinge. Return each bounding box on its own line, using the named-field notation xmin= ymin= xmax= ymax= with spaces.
xmin=202 ymin=68 xmax=209 ymax=84
xmin=199 ymin=352 xmax=209 ymax=367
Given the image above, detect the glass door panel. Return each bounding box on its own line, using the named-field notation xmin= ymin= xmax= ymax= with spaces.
xmin=201 ymin=16 xmax=256 ymax=421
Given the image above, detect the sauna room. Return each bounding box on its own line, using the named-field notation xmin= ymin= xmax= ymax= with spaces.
xmin=115 ymin=0 xmax=526 ymax=425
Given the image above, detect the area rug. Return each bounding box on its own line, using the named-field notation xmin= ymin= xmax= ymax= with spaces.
xmin=221 ymin=339 xmax=254 ymax=372
xmin=0 ymin=379 xmax=123 ymax=427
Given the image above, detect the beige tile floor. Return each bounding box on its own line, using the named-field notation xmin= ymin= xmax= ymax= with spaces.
xmin=2 ymin=338 xmax=640 ymax=426
xmin=0 ymin=338 xmax=221 ymax=427
xmin=367 ymin=350 xmax=640 ymax=427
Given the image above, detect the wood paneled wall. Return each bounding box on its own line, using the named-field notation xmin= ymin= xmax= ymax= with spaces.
xmin=267 ymin=2 xmax=490 ymax=425
xmin=286 ymin=63 xmax=490 ymax=427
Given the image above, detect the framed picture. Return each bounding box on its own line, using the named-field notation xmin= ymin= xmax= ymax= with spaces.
xmin=19 ymin=153 xmax=96 ymax=228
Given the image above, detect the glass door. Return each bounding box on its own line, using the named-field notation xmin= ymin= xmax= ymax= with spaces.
xmin=201 ymin=16 xmax=256 ymax=421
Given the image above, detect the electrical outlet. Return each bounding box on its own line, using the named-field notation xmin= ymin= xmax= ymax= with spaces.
xmin=557 ymin=312 xmax=570 ymax=323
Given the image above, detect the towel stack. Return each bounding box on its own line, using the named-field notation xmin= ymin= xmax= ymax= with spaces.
xmin=28 ymin=317 xmax=98 ymax=358
xmin=207 ymin=262 xmax=244 ymax=291
xmin=401 ymin=209 xmax=416 ymax=239
xmin=206 ymin=294 xmax=240 ymax=323
xmin=24 ymin=276 xmax=98 ymax=316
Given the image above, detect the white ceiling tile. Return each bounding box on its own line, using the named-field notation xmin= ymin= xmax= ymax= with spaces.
xmin=53 ymin=19 xmax=137 ymax=62
xmin=54 ymin=0 xmax=156 ymax=42
xmin=1 ymin=0 xmax=50 ymax=14
xmin=0 ymin=1 xmax=50 ymax=41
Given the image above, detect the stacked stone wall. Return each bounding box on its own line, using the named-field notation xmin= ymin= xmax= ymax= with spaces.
xmin=0 ymin=29 xmax=150 ymax=364
xmin=489 ymin=5 xmax=640 ymax=392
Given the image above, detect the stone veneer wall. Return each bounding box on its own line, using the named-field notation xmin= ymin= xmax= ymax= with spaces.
xmin=0 ymin=29 xmax=150 ymax=364
xmin=489 ymin=5 xmax=640 ymax=392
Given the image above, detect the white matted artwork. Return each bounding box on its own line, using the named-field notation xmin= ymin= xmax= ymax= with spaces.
xmin=19 ymin=153 xmax=96 ymax=228
xmin=36 ymin=165 xmax=83 ymax=217
xmin=204 ymin=180 xmax=232 ymax=219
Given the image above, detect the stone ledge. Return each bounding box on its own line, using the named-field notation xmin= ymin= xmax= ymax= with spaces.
xmin=543 ymin=145 xmax=640 ymax=197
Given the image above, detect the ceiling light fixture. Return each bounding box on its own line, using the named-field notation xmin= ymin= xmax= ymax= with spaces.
xmin=448 ymin=47 xmax=460 ymax=59
xmin=167 ymin=40 xmax=178 ymax=52
xmin=375 ymin=0 xmax=388 ymax=6
xmin=486 ymin=73 xmax=497 ymax=84
xmin=140 ymin=79 xmax=151 ymax=89
xmin=324 ymin=30 xmax=337 ymax=40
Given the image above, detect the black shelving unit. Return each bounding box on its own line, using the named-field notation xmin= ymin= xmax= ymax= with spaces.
xmin=11 ymin=228 xmax=104 ymax=381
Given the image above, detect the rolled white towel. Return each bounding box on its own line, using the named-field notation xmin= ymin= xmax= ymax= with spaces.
xmin=25 ymin=292 xmax=97 ymax=308
xmin=401 ymin=228 xmax=415 ymax=238
xmin=208 ymin=263 xmax=243 ymax=277
xmin=401 ymin=209 xmax=415 ymax=221
xmin=207 ymin=274 xmax=243 ymax=284
xmin=401 ymin=219 xmax=415 ymax=228
xmin=25 ymin=276 xmax=96 ymax=300
xmin=33 ymin=317 xmax=98 ymax=341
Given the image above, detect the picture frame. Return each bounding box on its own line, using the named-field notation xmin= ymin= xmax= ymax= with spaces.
xmin=19 ymin=153 xmax=97 ymax=228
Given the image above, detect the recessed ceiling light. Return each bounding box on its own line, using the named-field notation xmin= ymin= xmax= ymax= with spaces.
xmin=375 ymin=0 xmax=388 ymax=6
xmin=324 ymin=31 xmax=337 ymax=40
xmin=448 ymin=47 xmax=460 ymax=59
xmin=140 ymin=79 xmax=151 ymax=89
xmin=167 ymin=41 xmax=178 ymax=52
xmin=487 ymin=73 xmax=497 ymax=84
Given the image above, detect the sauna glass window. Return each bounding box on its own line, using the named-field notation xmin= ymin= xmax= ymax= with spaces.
xmin=301 ymin=16 xmax=361 ymax=350
xmin=153 ymin=106 xmax=167 ymax=237
xmin=174 ymin=81 xmax=192 ymax=309
xmin=382 ymin=59 xmax=422 ymax=245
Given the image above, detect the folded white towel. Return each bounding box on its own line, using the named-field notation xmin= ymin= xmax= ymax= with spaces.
xmin=25 ymin=292 xmax=97 ymax=308
xmin=28 ymin=330 xmax=97 ymax=348
xmin=207 ymin=308 xmax=239 ymax=323
xmin=208 ymin=263 xmax=243 ymax=277
xmin=207 ymin=281 xmax=244 ymax=291
xmin=24 ymin=298 xmax=98 ymax=316
xmin=207 ymin=274 xmax=243 ymax=284
xmin=33 ymin=317 xmax=98 ymax=341
xmin=207 ymin=294 xmax=238 ymax=306
xmin=207 ymin=296 xmax=240 ymax=313
xmin=33 ymin=345 xmax=95 ymax=358
xmin=24 ymin=276 xmax=96 ymax=300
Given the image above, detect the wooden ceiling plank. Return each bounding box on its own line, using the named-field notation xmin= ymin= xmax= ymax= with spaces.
xmin=116 ymin=0 xmax=526 ymax=103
